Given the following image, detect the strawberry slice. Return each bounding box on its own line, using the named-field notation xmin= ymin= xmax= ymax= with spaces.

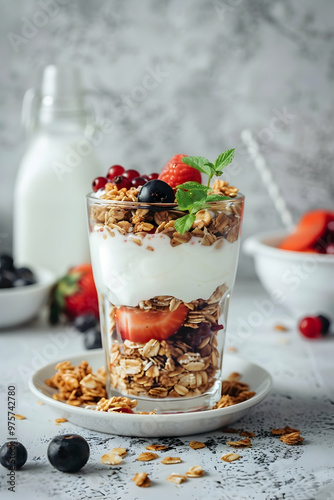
xmin=115 ymin=303 xmax=188 ymax=343
xmin=279 ymin=210 xmax=334 ymax=252
xmin=158 ymin=154 xmax=202 ymax=188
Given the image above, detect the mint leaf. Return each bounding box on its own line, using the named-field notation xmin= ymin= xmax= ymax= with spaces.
xmin=174 ymin=214 xmax=196 ymax=234
xmin=182 ymin=156 xmax=212 ymax=176
xmin=176 ymin=189 xmax=193 ymax=210
xmin=190 ymin=200 xmax=209 ymax=214
xmin=214 ymin=149 xmax=235 ymax=172
xmin=190 ymin=189 xmax=208 ymax=203
xmin=176 ymin=182 xmax=209 ymax=192
xmin=206 ymin=194 xmax=231 ymax=202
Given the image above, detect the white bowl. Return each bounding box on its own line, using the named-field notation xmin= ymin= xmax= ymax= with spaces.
xmin=0 ymin=267 xmax=56 ymax=329
xmin=243 ymin=229 xmax=334 ymax=320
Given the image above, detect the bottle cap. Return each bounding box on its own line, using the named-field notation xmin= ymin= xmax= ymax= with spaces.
xmin=40 ymin=64 xmax=85 ymax=112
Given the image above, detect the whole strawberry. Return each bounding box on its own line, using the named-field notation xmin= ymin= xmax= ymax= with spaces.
xmin=158 ymin=154 xmax=201 ymax=188
xmin=49 ymin=264 xmax=99 ymax=324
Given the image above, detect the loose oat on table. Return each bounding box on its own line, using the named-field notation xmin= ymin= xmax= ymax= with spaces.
xmin=55 ymin=418 xmax=67 ymax=424
xmin=271 ymin=426 xmax=300 ymax=436
xmin=221 ymin=453 xmax=241 ymax=463
xmin=240 ymin=431 xmax=255 ymax=438
xmin=112 ymin=447 xmax=127 ymax=457
xmin=101 ymin=451 xmax=123 ymax=465
xmin=226 ymin=438 xmax=252 ymax=448
xmin=167 ymin=473 xmax=187 ymax=484
xmin=280 ymin=432 xmax=304 ymax=445
xmin=136 ymin=452 xmax=158 ymax=462
xmin=14 ymin=414 xmax=26 ymax=420
xmin=145 ymin=444 xmax=168 ymax=451
xmin=185 ymin=465 xmax=205 ymax=478
xmin=161 ymin=456 xmax=182 ymax=465
xmin=222 ymin=427 xmax=239 ymax=433
xmin=274 ymin=324 xmax=289 ymax=331
xmin=189 ymin=441 xmax=206 ymax=450
xmin=132 ymin=472 xmax=151 ymax=488
xmin=36 ymin=401 xmax=44 ymax=405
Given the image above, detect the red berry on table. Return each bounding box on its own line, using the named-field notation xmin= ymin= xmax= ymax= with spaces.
xmin=107 ymin=164 xmax=124 ymax=180
xmin=131 ymin=176 xmax=147 ymax=188
xmin=159 ymin=154 xmax=202 ymax=188
xmin=142 ymin=174 xmax=150 ymax=181
xmin=123 ymin=169 xmax=140 ymax=180
xmin=298 ymin=316 xmax=323 ymax=339
xmin=111 ymin=175 xmax=132 ymax=190
xmin=92 ymin=176 xmax=108 ymax=193
xmin=148 ymin=173 xmax=159 ymax=180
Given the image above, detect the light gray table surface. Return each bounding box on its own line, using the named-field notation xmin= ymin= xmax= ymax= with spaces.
xmin=0 ymin=280 xmax=333 ymax=500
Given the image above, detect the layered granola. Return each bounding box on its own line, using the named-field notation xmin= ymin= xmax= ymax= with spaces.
xmin=86 ymin=180 xmax=244 ymax=409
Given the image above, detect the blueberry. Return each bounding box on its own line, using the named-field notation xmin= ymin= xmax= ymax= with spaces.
xmin=13 ymin=278 xmax=35 ymax=287
xmin=318 ymin=314 xmax=331 ymax=335
xmin=73 ymin=314 xmax=98 ymax=333
xmin=0 ymin=270 xmax=16 ymax=288
xmin=138 ymin=180 xmax=175 ymax=204
xmin=16 ymin=267 xmax=36 ymax=283
xmin=84 ymin=327 xmax=102 ymax=350
xmin=0 ymin=442 xmax=27 ymax=470
xmin=0 ymin=254 xmax=14 ymax=271
xmin=47 ymin=434 xmax=90 ymax=473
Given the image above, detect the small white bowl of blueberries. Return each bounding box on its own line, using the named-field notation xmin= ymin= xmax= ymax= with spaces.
xmin=0 ymin=254 xmax=55 ymax=329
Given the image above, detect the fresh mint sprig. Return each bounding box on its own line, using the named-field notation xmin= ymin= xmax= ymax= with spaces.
xmin=174 ymin=148 xmax=235 ymax=234
xmin=182 ymin=148 xmax=235 ymax=188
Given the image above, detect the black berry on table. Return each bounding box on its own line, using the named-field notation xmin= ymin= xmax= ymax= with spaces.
xmin=73 ymin=314 xmax=98 ymax=333
xmin=318 ymin=314 xmax=331 ymax=335
xmin=47 ymin=434 xmax=90 ymax=473
xmin=0 ymin=442 xmax=28 ymax=470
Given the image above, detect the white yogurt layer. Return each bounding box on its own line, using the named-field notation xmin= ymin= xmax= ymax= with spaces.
xmin=90 ymin=227 xmax=240 ymax=306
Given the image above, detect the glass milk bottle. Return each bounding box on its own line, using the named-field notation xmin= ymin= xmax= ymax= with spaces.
xmin=13 ymin=64 xmax=102 ymax=277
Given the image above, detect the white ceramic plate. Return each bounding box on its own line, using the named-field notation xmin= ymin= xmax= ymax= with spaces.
xmin=29 ymin=350 xmax=272 ymax=437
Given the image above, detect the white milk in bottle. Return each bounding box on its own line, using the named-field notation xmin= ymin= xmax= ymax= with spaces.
xmin=14 ymin=65 xmax=102 ymax=277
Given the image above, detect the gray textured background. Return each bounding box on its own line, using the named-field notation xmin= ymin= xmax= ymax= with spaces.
xmin=1 ymin=0 xmax=334 ymax=278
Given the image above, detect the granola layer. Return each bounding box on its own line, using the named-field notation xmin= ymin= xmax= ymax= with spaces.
xmin=106 ymin=285 xmax=228 ymax=399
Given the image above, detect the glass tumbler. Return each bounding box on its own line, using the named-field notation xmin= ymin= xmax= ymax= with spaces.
xmin=87 ymin=194 xmax=244 ymax=413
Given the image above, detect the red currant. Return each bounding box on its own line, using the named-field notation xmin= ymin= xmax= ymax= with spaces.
xmin=107 ymin=165 xmax=124 ymax=180
xmin=123 ymin=169 xmax=140 ymax=181
xmin=148 ymin=173 xmax=159 ymax=180
xmin=298 ymin=316 xmax=322 ymax=339
xmin=325 ymin=243 xmax=334 ymax=254
xmin=92 ymin=176 xmax=108 ymax=193
xmin=131 ymin=176 xmax=147 ymax=188
xmin=142 ymin=175 xmax=149 ymax=181
xmin=111 ymin=175 xmax=132 ymax=190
